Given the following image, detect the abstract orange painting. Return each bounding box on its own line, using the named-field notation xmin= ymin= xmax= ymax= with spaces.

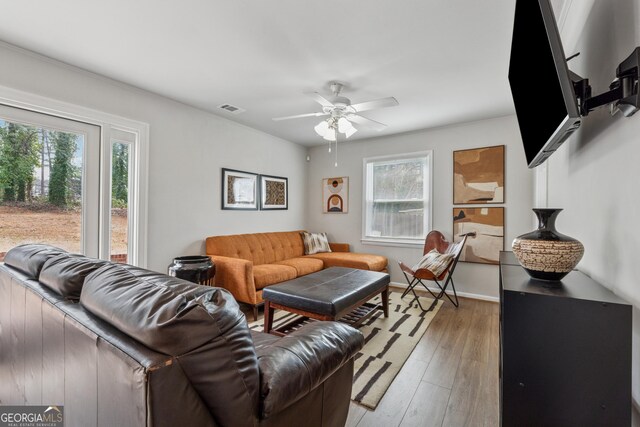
xmin=453 ymin=207 xmax=504 ymax=264
xmin=453 ymin=145 xmax=505 ymax=204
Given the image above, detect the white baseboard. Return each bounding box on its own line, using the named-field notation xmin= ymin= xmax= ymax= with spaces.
xmin=389 ymin=281 xmax=499 ymax=303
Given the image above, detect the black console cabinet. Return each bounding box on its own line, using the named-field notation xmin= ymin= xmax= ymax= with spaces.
xmin=499 ymin=252 xmax=631 ymax=426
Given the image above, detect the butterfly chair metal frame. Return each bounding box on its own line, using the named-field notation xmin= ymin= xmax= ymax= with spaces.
xmin=398 ymin=231 xmax=473 ymax=312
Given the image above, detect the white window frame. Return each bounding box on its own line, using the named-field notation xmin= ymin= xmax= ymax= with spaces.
xmin=0 ymin=105 xmax=102 ymax=257
xmin=0 ymin=85 xmax=149 ymax=267
xmin=361 ymin=151 xmax=433 ymax=248
xmin=108 ymin=131 xmax=137 ymax=264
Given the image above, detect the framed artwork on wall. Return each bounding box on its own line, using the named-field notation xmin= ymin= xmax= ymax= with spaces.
xmin=322 ymin=177 xmax=348 ymax=213
xmin=453 ymin=145 xmax=505 ymax=204
xmin=260 ymin=174 xmax=288 ymax=210
xmin=453 ymin=207 xmax=504 ymax=264
xmin=221 ymin=168 xmax=259 ymax=210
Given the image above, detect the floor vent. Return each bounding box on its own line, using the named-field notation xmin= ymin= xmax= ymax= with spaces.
xmin=217 ymin=103 xmax=246 ymax=114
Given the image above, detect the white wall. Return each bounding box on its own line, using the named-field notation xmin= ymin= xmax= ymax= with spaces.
xmin=306 ymin=115 xmax=534 ymax=299
xmin=545 ymin=0 xmax=640 ymax=418
xmin=0 ymin=42 xmax=307 ymax=272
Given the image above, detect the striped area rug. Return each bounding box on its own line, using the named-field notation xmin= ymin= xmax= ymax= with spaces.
xmin=248 ymin=294 xmax=443 ymax=409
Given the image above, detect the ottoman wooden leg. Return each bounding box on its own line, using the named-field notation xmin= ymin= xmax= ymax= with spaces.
xmin=264 ymin=301 xmax=275 ymax=333
xmin=253 ymin=305 xmax=259 ymax=322
xmin=381 ymin=286 xmax=389 ymax=317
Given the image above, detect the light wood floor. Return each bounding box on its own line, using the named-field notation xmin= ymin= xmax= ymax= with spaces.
xmin=245 ymin=292 xmax=500 ymax=427
xmin=345 ymin=295 xmax=500 ymax=427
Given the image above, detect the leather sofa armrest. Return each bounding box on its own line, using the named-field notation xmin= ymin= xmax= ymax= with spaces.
xmin=209 ymin=255 xmax=256 ymax=305
xmin=256 ymin=321 xmax=364 ymax=418
xmin=329 ymin=242 xmax=350 ymax=252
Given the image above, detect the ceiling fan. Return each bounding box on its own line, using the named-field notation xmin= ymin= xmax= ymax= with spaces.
xmin=272 ymin=82 xmax=399 ymax=141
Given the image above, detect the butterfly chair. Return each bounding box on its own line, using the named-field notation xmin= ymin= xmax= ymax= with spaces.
xmin=398 ymin=231 xmax=474 ymax=312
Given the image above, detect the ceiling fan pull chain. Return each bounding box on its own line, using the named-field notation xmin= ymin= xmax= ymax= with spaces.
xmin=335 ymin=135 xmax=338 ymax=167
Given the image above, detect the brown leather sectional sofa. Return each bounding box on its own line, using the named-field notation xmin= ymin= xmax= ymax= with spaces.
xmin=206 ymin=231 xmax=388 ymax=319
xmin=0 ymin=244 xmax=363 ymax=427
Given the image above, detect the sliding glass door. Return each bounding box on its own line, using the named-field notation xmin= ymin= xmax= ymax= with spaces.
xmin=0 ymin=104 xmax=139 ymax=263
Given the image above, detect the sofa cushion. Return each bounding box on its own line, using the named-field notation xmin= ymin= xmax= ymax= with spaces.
xmin=305 ymin=252 xmax=388 ymax=271
xmin=253 ymin=264 xmax=297 ymax=290
xmin=274 ymin=257 xmax=324 ymax=277
xmin=412 ymin=249 xmax=454 ymax=276
xmin=206 ymin=231 xmax=305 ymax=265
xmin=81 ymin=263 xmax=235 ymax=354
xmin=3 ymin=243 xmax=68 ymax=279
xmin=300 ymin=231 xmax=332 ymax=255
xmin=40 ymin=253 xmax=108 ymax=300
xmin=80 ymin=262 xmax=260 ymax=427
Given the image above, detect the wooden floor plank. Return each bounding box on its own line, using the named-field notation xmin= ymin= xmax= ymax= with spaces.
xmin=421 ymin=307 xmax=473 ymax=389
xmin=436 ymin=303 xmax=474 ymax=352
xmin=441 ymin=358 xmax=486 ymax=426
xmin=356 ymin=358 xmax=429 ymax=427
xmin=488 ymin=313 xmax=500 ymax=369
xmin=407 ymin=303 xmax=455 ymax=364
xmin=346 ymin=402 xmax=367 ymax=427
xmin=399 ymin=381 xmax=450 ymax=427
xmin=484 ymin=314 xmax=500 ymax=426
xmin=461 ymin=310 xmax=492 ymax=363
xmin=472 ymin=300 xmax=497 ymax=316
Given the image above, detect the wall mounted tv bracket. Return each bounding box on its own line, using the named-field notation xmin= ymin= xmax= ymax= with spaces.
xmin=570 ymin=47 xmax=640 ymax=117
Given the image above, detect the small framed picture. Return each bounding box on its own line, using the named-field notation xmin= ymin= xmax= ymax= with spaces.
xmin=260 ymin=174 xmax=288 ymax=210
xmin=322 ymin=177 xmax=349 ymax=213
xmin=221 ymin=168 xmax=259 ymax=210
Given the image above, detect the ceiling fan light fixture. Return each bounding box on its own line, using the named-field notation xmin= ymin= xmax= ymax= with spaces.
xmin=272 ymin=83 xmax=397 ymax=167
xmin=314 ymin=120 xmax=329 ymax=137
xmin=337 ymin=117 xmax=353 ymax=133
xmin=323 ymin=127 xmax=336 ymax=141
xmin=344 ymin=126 xmax=358 ymax=138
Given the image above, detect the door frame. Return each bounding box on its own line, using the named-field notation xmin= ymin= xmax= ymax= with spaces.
xmin=0 ymin=85 xmax=149 ymax=267
xmin=0 ymin=105 xmax=101 ymax=257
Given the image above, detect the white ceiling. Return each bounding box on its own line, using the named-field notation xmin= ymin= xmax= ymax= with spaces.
xmin=0 ymin=0 xmax=517 ymax=146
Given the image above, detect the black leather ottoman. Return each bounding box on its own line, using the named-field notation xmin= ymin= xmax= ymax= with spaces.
xmin=262 ymin=267 xmax=390 ymax=335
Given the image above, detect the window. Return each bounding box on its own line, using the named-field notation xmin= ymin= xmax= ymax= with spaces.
xmin=110 ymin=133 xmax=134 ymax=264
xmin=0 ymin=95 xmax=147 ymax=266
xmin=0 ymin=105 xmax=100 ymax=258
xmin=363 ymin=152 xmax=432 ymax=246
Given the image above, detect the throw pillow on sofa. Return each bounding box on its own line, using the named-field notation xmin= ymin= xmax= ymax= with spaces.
xmin=412 ymin=249 xmax=454 ymax=277
xmin=301 ymin=231 xmax=332 ymax=255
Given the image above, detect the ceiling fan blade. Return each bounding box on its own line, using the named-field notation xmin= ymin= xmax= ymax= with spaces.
xmin=272 ymin=112 xmax=329 ymax=121
xmin=347 ymin=114 xmax=387 ymax=132
xmin=304 ymin=92 xmax=335 ymax=108
xmin=350 ymin=97 xmax=399 ymax=113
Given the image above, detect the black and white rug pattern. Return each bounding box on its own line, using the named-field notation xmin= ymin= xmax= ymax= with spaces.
xmin=248 ymin=294 xmax=443 ymax=410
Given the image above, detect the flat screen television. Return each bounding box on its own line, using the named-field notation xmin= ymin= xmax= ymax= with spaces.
xmin=509 ymin=0 xmax=581 ymax=168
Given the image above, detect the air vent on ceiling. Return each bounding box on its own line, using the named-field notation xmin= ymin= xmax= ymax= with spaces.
xmin=217 ymin=103 xmax=246 ymax=114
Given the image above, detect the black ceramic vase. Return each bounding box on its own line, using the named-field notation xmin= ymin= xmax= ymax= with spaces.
xmin=168 ymin=256 xmax=215 ymax=285
xmin=512 ymin=208 xmax=584 ymax=281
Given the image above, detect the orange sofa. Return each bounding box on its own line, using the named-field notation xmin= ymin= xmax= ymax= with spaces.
xmin=206 ymin=231 xmax=388 ymax=320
